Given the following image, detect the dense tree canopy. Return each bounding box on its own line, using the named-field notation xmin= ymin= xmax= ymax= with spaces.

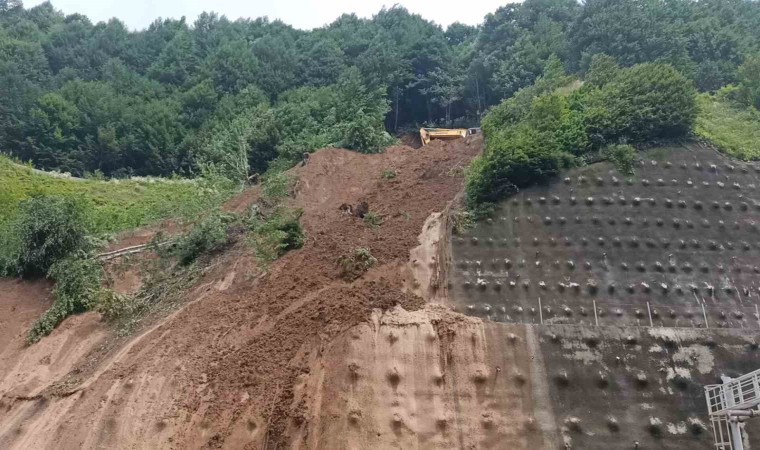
xmin=0 ymin=0 xmax=758 ymax=178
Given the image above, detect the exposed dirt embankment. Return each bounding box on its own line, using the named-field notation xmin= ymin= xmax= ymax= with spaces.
xmin=0 ymin=136 xmax=483 ymax=449
xmin=291 ymin=305 xmax=551 ymax=449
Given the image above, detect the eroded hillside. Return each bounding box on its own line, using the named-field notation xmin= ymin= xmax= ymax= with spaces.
xmin=3 ymin=140 xmax=760 ymax=450
xmin=0 ymin=137 xmax=483 ymax=449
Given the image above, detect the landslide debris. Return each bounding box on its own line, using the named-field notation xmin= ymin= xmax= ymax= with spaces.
xmin=0 ymin=136 xmax=482 ymax=449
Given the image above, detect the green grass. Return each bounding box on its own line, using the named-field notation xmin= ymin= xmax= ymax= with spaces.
xmin=0 ymin=154 xmax=236 ymax=236
xmin=695 ymin=94 xmax=760 ymax=161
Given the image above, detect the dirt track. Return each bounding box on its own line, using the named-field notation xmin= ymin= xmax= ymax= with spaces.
xmin=0 ymin=137 xmax=506 ymax=449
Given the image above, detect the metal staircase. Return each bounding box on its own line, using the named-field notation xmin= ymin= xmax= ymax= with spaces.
xmin=705 ymin=368 xmax=760 ymax=450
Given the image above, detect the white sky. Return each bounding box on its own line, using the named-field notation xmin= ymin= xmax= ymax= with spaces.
xmin=25 ymin=0 xmax=518 ymax=31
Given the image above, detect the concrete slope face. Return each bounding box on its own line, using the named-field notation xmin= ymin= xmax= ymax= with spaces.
xmin=448 ymin=143 xmax=760 ymax=449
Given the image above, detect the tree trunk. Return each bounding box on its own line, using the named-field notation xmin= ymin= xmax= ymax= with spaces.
xmin=394 ymin=88 xmax=400 ymax=132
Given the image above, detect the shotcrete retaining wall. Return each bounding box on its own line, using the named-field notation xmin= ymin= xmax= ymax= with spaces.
xmin=448 ymin=143 xmax=760 ymax=449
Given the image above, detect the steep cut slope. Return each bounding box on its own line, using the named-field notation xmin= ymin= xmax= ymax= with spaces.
xmin=0 ymin=137 xmax=482 ymax=449
xmin=446 ymin=142 xmax=760 ymax=449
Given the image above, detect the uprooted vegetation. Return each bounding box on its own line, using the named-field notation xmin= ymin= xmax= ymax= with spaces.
xmin=338 ymin=247 xmax=378 ymax=281
xmin=247 ymin=206 xmax=305 ymax=263
xmin=27 ymin=256 xmax=103 ymax=343
xmin=98 ymin=258 xmax=202 ymax=336
xmin=172 ymin=213 xmax=236 ymax=266
xmin=363 ymin=211 xmax=384 ymax=228
xmin=97 ymin=170 xmax=305 ymax=332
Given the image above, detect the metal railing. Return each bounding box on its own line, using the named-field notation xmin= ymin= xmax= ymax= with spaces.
xmin=710 ymin=416 xmax=735 ymax=450
xmin=705 ymin=368 xmax=760 ymax=416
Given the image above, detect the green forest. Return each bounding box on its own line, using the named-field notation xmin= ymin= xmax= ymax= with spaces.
xmin=3 ymin=0 xmax=760 ymax=341
xmin=2 ymin=0 xmax=759 ymax=181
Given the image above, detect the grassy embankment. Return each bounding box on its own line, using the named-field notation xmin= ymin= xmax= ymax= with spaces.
xmin=696 ymin=93 xmax=760 ymax=161
xmin=0 ymin=154 xmax=235 ymax=264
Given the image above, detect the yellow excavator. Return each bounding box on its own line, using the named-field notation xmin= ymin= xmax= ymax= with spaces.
xmin=419 ymin=127 xmax=480 ymax=146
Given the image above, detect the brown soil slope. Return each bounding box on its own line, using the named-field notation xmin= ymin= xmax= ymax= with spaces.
xmin=0 ymin=137 xmax=482 ymax=449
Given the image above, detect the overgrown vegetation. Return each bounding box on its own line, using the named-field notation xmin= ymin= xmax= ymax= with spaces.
xmin=338 ymin=247 xmax=378 ymax=281
xmin=261 ymin=171 xmax=296 ymax=201
xmin=467 ymin=57 xmax=697 ymax=206
xmin=696 ymin=92 xmax=760 ymax=161
xmin=0 ymin=195 xmax=102 ymax=342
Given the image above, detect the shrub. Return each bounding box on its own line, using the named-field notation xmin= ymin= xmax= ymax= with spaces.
xmin=96 ymin=289 xmax=134 ymax=323
xmin=338 ymin=112 xmax=394 ymax=154
xmin=174 ymin=213 xmax=232 ymax=265
xmin=467 ymin=61 xmax=696 ymax=207
xmin=381 ymin=168 xmax=397 ymax=179
xmin=363 ymin=211 xmax=383 ymax=228
xmin=451 ymin=209 xmax=474 ymax=235
xmin=338 ymin=247 xmax=377 ymax=281
xmin=27 ymin=256 xmax=102 ymax=343
xmin=602 ymin=144 xmax=637 ymax=175
xmin=7 ymin=196 xmax=91 ymax=277
xmin=262 ymin=171 xmax=296 ymax=201
xmin=466 ymin=130 xmax=572 ymax=206
xmin=248 ymin=207 xmax=305 ymax=262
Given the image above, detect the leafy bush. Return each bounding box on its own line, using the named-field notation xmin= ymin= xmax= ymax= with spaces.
xmin=27 ymin=256 xmax=102 ymax=343
xmin=262 ymin=171 xmax=296 ymax=201
xmin=451 ymin=209 xmax=474 ymax=235
xmin=248 ymin=207 xmax=305 ymax=262
xmin=381 ymin=169 xmax=397 ymax=179
xmin=174 ymin=213 xmax=232 ymax=265
xmin=96 ymin=289 xmax=133 ymax=323
xmin=602 ymin=144 xmax=637 ymax=175
xmin=4 ymin=196 xmax=91 ymax=277
xmin=467 ymin=60 xmax=696 ymax=206
xmin=338 ymin=247 xmax=377 ymax=281
xmin=196 ymin=104 xmax=280 ymax=183
xmin=363 ymin=211 xmax=384 ymax=228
